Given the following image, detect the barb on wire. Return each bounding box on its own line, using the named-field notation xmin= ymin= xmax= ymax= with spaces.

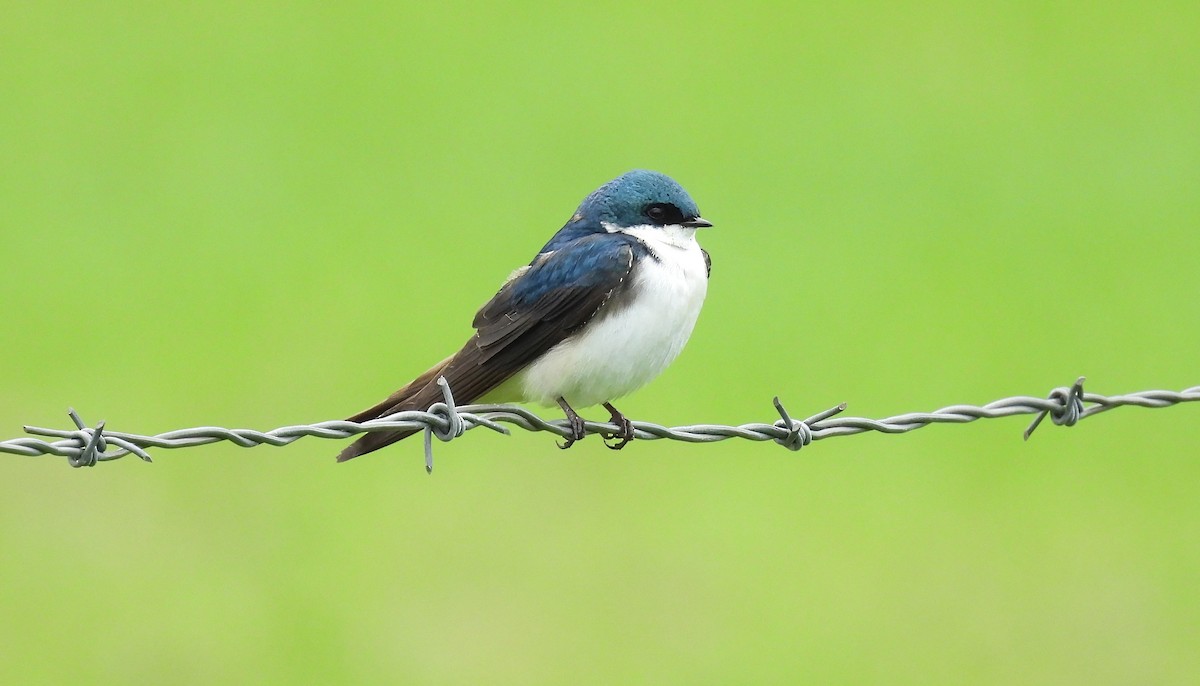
xmin=3 ymin=378 xmax=1198 ymax=470
xmin=1024 ymin=376 xmax=1087 ymax=440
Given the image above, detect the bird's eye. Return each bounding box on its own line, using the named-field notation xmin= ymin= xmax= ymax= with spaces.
xmin=644 ymin=203 xmax=677 ymax=224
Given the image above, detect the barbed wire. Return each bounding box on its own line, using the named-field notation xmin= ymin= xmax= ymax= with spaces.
xmin=2 ymin=377 xmax=1197 ymax=472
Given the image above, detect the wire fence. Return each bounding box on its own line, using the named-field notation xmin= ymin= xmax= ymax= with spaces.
xmin=3 ymin=377 xmax=1197 ymax=472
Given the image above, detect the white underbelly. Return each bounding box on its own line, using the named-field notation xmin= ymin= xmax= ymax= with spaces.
xmin=509 ymin=239 xmax=708 ymax=407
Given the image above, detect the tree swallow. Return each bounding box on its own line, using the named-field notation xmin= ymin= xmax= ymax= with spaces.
xmin=338 ymin=170 xmax=712 ymax=461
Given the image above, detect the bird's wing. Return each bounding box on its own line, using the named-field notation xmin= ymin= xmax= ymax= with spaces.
xmin=337 ymin=235 xmax=636 ymax=461
xmin=451 ymin=233 xmax=637 ymax=400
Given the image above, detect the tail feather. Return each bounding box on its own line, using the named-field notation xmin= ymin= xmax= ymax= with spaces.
xmin=339 ymin=327 xmax=527 ymax=462
xmin=337 ymin=356 xmax=455 ymax=462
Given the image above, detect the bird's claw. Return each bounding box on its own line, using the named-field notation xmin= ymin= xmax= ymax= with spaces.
xmin=602 ymin=403 xmax=635 ymax=450
xmin=554 ymin=399 xmax=634 ymax=450
xmin=557 ymin=414 xmax=587 ymax=450
xmin=603 ymin=417 xmax=634 ymax=450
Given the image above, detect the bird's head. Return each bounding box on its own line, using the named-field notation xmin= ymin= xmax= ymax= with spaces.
xmin=570 ymin=170 xmax=711 ymax=232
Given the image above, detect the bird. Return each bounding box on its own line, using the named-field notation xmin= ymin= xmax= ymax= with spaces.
xmin=337 ymin=169 xmax=712 ymax=462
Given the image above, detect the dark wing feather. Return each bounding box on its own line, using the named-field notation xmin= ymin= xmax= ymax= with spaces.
xmin=445 ymin=236 xmax=636 ymax=397
xmin=338 ymin=236 xmax=635 ymax=461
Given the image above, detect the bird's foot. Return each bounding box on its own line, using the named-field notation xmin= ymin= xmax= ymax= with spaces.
xmin=602 ymin=402 xmax=634 ymax=450
xmin=556 ymin=397 xmax=587 ymax=449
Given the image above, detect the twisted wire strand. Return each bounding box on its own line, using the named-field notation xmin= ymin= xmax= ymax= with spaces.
xmin=3 ymin=379 xmax=1197 ymax=470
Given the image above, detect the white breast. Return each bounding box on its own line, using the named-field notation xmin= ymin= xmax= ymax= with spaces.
xmin=511 ymin=224 xmax=709 ymax=407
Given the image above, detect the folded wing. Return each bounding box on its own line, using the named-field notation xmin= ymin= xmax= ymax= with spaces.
xmin=337 ymin=235 xmax=636 ymax=461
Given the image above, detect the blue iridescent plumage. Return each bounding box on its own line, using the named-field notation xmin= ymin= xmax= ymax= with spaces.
xmin=505 ymin=234 xmax=637 ymax=308
xmin=539 ymin=169 xmax=703 ymax=253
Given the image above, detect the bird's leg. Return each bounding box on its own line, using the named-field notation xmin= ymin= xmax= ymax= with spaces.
xmin=556 ymin=396 xmax=587 ymax=449
xmin=602 ymin=402 xmax=635 ymax=450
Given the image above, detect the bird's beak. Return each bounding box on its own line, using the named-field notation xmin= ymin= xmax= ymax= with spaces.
xmin=682 ymin=217 xmax=713 ymax=228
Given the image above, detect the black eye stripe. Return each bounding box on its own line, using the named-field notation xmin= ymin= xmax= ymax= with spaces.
xmin=643 ymin=202 xmax=684 ymax=224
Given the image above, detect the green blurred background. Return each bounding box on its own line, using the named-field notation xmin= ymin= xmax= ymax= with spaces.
xmin=2 ymin=1 xmax=1198 ymax=683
